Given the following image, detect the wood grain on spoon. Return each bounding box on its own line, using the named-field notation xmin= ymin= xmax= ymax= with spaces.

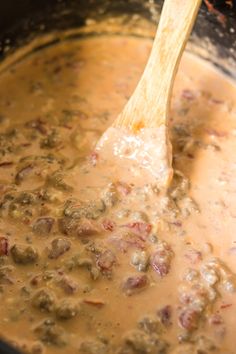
xmin=97 ymin=0 xmax=202 ymax=188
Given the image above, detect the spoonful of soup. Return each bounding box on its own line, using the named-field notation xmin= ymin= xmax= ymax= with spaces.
xmin=96 ymin=0 xmax=202 ymax=188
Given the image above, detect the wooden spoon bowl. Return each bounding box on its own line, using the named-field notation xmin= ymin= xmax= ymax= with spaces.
xmin=97 ymin=0 xmax=202 ymax=188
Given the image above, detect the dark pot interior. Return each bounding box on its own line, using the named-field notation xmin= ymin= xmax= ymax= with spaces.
xmin=0 ymin=1 xmax=235 ymax=353
xmin=0 ymin=1 xmax=235 ymax=76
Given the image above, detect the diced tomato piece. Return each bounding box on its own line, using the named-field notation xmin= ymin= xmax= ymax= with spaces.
xmin=0 ymin=237 xmax=9 ymax=256
xmin=209 ymin=313 xmax=223 ymax=325
xmin=124 ymin=222 xmax=152 ymax=239
xmin=102 ymin=219 xmax=116 ymax=232
xmin=184 ymin=248 xmax=202 ymax=264
xmin=220 ymin=303 xmax=232 ymax=309
xmin=83 ymin=299 xmax=105 ymax=308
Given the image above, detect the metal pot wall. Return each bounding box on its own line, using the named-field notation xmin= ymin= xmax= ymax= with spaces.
xmin=0 ymin=1 xmax=235 ymax=75
xmin=0 ymin=1 xmax=235 ymax=353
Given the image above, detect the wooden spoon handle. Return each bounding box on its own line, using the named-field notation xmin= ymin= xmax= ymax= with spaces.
xmin=115 ymin=0 xmax=202 ymax=130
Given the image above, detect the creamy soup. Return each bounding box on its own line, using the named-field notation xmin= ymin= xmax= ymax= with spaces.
xmin=0 ymin=34 xmax=236 ymax=354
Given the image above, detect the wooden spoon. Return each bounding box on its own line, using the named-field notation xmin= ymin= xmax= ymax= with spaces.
xmin=96 ymin=0 xmax=202 ymax=188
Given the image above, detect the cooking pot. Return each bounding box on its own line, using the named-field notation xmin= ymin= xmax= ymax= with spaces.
xmin=0 ymin=1 xmax=235 ymax=353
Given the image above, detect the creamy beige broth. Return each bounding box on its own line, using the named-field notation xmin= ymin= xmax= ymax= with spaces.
xmin=0 ymin=34 xmax=236 ymax=354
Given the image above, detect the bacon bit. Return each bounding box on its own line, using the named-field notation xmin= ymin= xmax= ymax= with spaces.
xmin=102 ymin=219 xmax=116 ymax=232
xmin=209 ymin=313 xmax=223 ymax=325
xmin=205 ymin=128 xmax=227 ymax=138
xmin=157 ymin=305 xmax=172 ymax=327
xmin=181 ymin=89 xmax=196 ymax=100
xmin=116 ymin=181 xmax=132 ymax=196
xmin=184 ymin=249 xmax=202 ymax=264
xmin=204 ymin=0 xmax=227 ymax=27
xmin=89 ymin=151 xmax=99 ymax=166
xmin=0 ymin=161 xmax=13 ymax=168
xmin=124 ymin=222 xmax=152 ymax=239
xmin=0 ymin=237 xmax=9 ymax=256
xmin=220 ymin=303 xmax=232 ymax=309
xmin=97 ymin=250 xmax=116 ymax=271
xmin=178 ymin=308 xmax=199 ymax=330
xmin=83 ymin=299 xmax=105 ymax=308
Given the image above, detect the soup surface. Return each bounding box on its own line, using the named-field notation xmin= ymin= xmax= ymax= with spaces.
xmin=0 ymin=34 xmax=236 ymax=354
